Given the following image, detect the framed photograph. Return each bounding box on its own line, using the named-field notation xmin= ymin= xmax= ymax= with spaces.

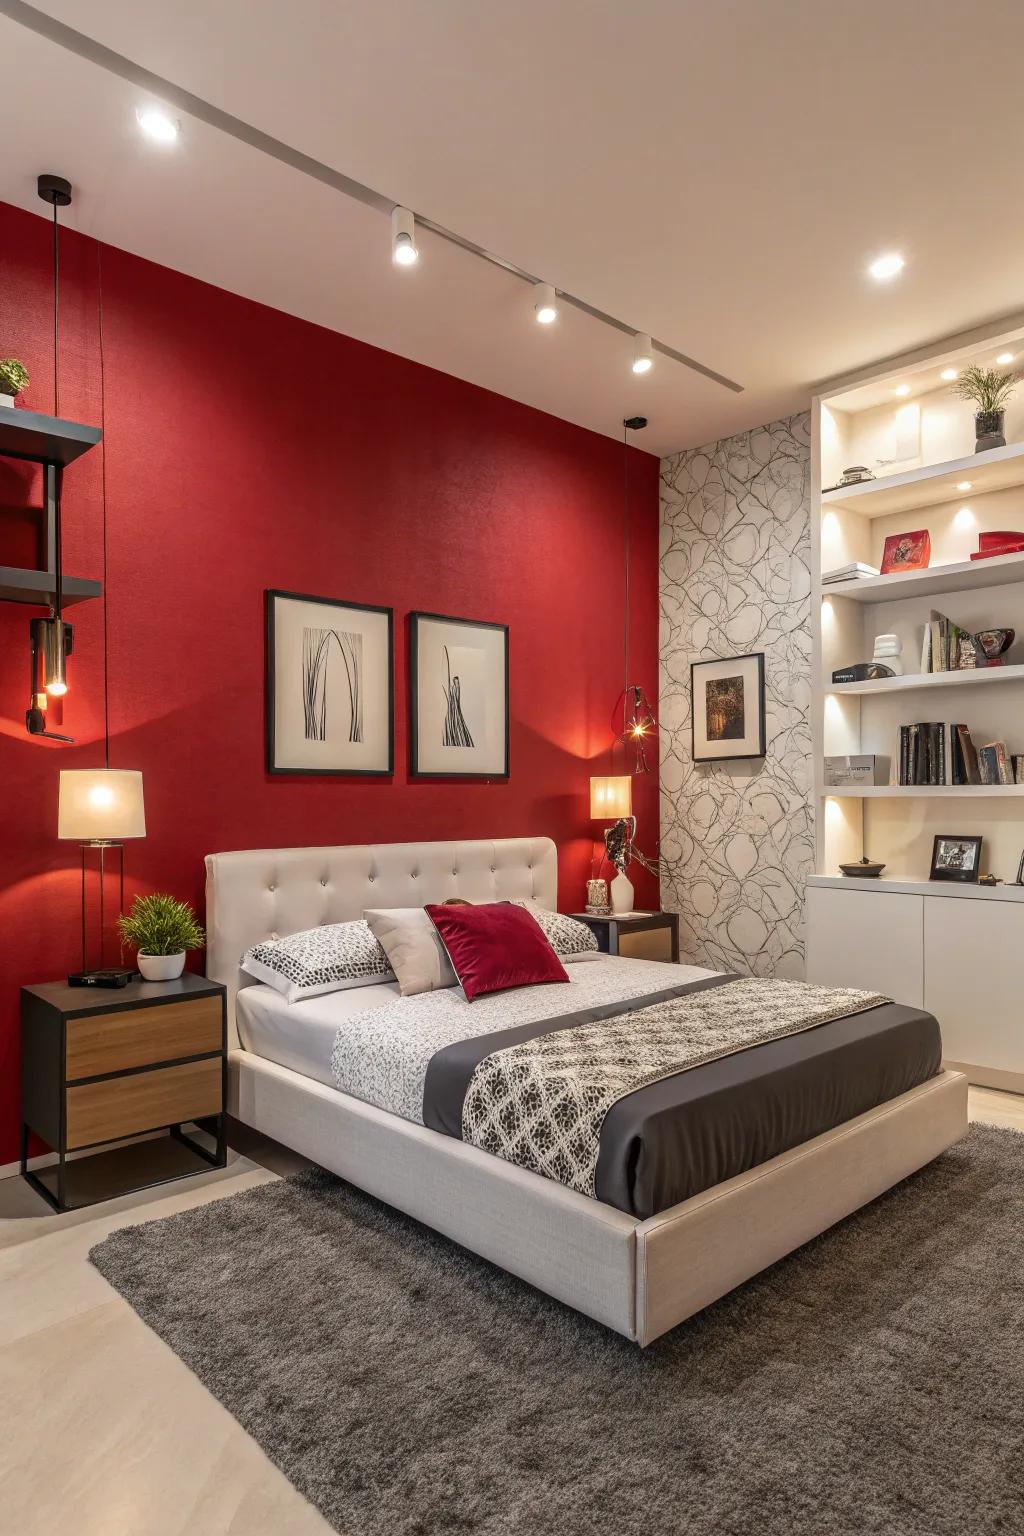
xmin=410 ymin=612 xmax=509 ymax=778
xmin=881 ymin=529 xmax=931 ymax=574
xmin=929 ymin=834 xmax=982 ymax=883
xmin=265 ymin=590 xmax=393 ymax=776
xmin=691 ymin=653 xmax=766 ymax=762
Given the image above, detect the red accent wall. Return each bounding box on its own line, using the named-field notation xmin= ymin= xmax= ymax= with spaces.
xmin=0 ymin=198 xmax=660 ymax=1165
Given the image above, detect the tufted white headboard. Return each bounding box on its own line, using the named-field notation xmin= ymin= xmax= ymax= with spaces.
xmin=205 ymin=836 xmax=558 ymax=1044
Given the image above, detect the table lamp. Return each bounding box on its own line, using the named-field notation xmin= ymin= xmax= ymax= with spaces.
xmin=590 ymin=775 xmax=636 ymax=914
xmin=58 ymin=768 xmax=146 ymax=987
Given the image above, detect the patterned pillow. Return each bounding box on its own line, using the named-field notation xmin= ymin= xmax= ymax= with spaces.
xmin=242 ymin=920 xmax=395 ymax=1004
xmin=512 ymin=901 xmax=599 ymax=962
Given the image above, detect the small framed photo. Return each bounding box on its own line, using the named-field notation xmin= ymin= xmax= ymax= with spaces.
xmin=265 ymin=590 xmax=393 ymax=776
xmin=410 ymin=612 xmax=509 ymax=778
xmin=929 ymin=834 xmax=982 ymax=883
xmin=691 ymin=653 xmax=766 ymax=762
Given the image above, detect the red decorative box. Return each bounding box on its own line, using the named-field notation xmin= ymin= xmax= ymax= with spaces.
xmin=970 ymin=530 xmax=1024 ymax=561
xmin=881 ymin=529 xmax=931 ymax=574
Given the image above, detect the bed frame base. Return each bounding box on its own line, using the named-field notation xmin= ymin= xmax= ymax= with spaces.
xmin=229 ymin=1053 xmax=968 ymax=1347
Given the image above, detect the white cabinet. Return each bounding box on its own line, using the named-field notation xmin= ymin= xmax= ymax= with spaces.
xmin=924 ymin=899 xmax=1024 ymax=1080
xmin=805 ymin=886 xmax=923 ymax=1007
xmin=806 ymin=877 xmax=1024 ymax=1088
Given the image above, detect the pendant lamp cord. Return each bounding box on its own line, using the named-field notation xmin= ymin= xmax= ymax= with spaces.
xmin=97 ymin=245 xmax=111 ymax=771
xmin=52 ymin=199 xmax=59 ymax=417
xmin=622 ymin=421 xmax=630 ymax=730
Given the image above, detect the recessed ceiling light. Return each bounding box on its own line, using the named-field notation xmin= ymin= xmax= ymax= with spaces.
xmin=632 ymin=333 xmax=653 ymax=375
xmin=136 ymin=106 xmax=179 ymax=144
xmin=996 ymin=352 xmax=1015 ymax=365
xmin=956 ymin=481 xmax=973 ymax=491
xmin=893 ymin=384 xmax=911 ymax=397
xmin=869 ymin=252 xmax=905 ymax=282
xmin=940 ymin=368 xmax=958 ymax=381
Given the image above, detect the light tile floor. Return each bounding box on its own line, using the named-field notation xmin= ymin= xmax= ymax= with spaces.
xmin=2 ymin=1090 xmax=1021 ymax=1535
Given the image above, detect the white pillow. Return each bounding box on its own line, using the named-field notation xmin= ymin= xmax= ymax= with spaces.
xmin=511 ymin=900 xmax=600 ymax=962
xmin=363 ymin=907 xmax=458 ymax=996
xmin=242 ymin=920 xmax=395 ymax=1004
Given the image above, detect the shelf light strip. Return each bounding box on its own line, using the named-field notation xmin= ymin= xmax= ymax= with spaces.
xmin=1 ymin=0 xmax=744 ymax=396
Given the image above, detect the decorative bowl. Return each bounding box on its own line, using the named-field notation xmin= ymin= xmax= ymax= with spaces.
xmin=974 ymin=627 xmax=1014 ymax=661
xmin=839 ymin=858 xmax=886 ymax=879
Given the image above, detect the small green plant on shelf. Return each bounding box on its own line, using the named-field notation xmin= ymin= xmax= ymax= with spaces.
xmin=950 ymin=365 xmax=1021 ymax=414
xmin=0 ymin=359 xmax=29 ymax=398
xmin=117 ymin=893 xmax=206 ymax=956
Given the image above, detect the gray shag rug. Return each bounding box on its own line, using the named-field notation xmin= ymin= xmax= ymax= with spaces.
xmin=91 ymin=1125 xmax=1024 ymax=1536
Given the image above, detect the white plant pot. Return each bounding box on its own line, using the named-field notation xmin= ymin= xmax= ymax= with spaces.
xmin=137 ymin=951 xmax=186 ymax=981
xmin=610 ymin=871 xmax=635 ymax=915
xmin=0 ymin=394 xmax=15 ymax=408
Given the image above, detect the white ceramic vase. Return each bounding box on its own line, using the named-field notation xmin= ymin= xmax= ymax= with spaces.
xmin=137 ymin=951 xmax=186 ymax=981
xmin=610 ymin=871 xmax=634 ymax=915
xmin=0 ymin=394 xmax=15 ymax=408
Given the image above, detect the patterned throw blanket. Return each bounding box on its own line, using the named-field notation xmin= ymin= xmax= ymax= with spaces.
xmin=330 ymin=965 xmax=894 ymax=1214
xmin=459 ymin=977 xmax=887 ymax=1198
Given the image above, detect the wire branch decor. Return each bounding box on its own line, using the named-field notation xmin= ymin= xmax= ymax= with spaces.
xmin=603 ymin=816 xmax=659 ymax=877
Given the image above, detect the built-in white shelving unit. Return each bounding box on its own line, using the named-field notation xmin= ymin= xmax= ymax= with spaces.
xmin=810 ymin=314 xmax=1024 ymax=1089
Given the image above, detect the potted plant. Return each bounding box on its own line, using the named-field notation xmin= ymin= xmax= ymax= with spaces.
xmin=951 ymin=364 xmax=1021 ymax=452
xmin=0 ymin=359 xmax=29 ymax=407
xmin=117 ymin=893 xmax=206 ymax=981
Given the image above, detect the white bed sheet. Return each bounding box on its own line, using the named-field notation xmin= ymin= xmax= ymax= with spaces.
xmin=236 ymin=956 xmax=713 ymax=1092
xmin=236 ymin=979 xmax=404 ymax=1086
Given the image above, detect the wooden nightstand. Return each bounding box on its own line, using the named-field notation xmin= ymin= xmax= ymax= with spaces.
xmin=20 ymin=973 xmax=227 ymax=1213
xmin=570 ymin=910 xmax=680 ymax=964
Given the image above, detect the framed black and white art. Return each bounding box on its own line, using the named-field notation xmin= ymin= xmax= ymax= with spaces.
xmin=265 ymin=590 xmax=393 ymax=776
xmin=410 ymin=612 xmax=509 ymax=778
xmin=691 ymin=652 xmax=766 ymax=763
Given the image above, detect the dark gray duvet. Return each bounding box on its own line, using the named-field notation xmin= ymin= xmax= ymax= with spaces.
xmin=423 ymin=974 xmax=942 ymax=1219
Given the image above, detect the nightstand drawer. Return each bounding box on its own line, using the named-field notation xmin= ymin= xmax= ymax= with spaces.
xmin=66 ymin=1057 xmax=223 ymax=1150
xmin=65 ymin=997 xmax=222 ymax=1080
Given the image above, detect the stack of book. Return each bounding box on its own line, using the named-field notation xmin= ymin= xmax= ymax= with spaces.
xmin=893 ymin=724 xmax=1024 ymax=785
xmin=821 ymin=562 xmax=879 ymax=585
xmin=920 ymin=609 xmax=975 ymax=672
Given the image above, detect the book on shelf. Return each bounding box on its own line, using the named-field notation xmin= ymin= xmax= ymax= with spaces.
xmin=978 ymin=741 xmax=1014 ymax=785
xmin=821 ymin=562 xmax=880 ymax=585
xmin=921 ymin=609 xmax=974 ymax=674
xmin=1014 ymin=754 xmax=1024 ymax=784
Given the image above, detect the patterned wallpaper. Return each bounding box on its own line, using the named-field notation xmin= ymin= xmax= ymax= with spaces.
xmin=659 ymin=413 xmax=813 ymax=978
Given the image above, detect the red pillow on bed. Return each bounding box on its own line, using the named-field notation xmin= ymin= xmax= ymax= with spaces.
xmin=424 ymin=901 xmax=570 ymax=1001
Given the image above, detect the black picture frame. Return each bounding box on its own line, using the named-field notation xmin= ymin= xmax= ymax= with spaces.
xmin=690 ymin=652 xmax=767 ymax=763
xmin=265 ymin=589 xmax=394 ymax=777
xmin=409 ymin=611 xmax=510 ymax=780
xmin=929 ymin=834 xmax=982 ymax=883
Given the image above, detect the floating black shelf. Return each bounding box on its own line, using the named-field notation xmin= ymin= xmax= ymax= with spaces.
xmin=0 ymin=406 xmax=102 ymax=467
xmin=0 ymin=566 xmax=101 ymax=607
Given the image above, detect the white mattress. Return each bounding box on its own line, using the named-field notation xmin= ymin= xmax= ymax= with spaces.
xmin=236 ymin=979 xmax=404 ymax=1086
xmin=235 ymin=956 xmax=711 ymax=1092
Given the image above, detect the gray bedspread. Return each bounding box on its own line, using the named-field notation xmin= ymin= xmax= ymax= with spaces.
xmin=421 ymin=976 xmax=941 ymax=1218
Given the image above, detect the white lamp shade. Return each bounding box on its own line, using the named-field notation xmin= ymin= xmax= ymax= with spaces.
xmin=590 ymin=775 xmax=632 ymax=820
xmin=58 ymin=770 xmax=146 ymax=841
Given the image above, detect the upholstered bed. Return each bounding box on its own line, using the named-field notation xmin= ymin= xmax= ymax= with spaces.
xmin=206 ymin=836 xmax=968 ymax=1346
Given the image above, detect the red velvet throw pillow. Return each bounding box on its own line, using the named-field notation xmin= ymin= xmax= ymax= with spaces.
xmin=424 ymin=901 xmax=570 ymax=1001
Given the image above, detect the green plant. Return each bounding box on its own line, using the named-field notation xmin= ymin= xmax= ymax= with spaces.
xmin=117 ymin=893 xmax=206 ymax=956
xmin=951 ymin=364 xmax=1020 ymax=414
xmin=0 ymin=359 xmax=29 ymax=397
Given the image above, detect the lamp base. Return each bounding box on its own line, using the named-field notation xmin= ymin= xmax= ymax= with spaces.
xmin=67 ymin=966 xmax=138 ymax=989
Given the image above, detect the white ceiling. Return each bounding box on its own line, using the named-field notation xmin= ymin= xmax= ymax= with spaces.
xmin=2 ymin=0 xmax=1024 ymax=457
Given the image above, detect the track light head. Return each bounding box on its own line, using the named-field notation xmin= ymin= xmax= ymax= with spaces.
xmin=632 ymin=334 xmax=653 ymax=374
xmin=624 ymin=416 xmax=648 ymax=431
xmin=391 ymin=206 xmax=418 ymax=267
xmin=534 ymin=282 xmax=557 ymax=324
